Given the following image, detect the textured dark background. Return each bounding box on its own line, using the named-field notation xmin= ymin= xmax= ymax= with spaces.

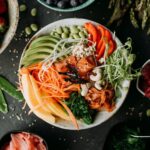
xmin=0 ymin=0 xmax=150 ymax=150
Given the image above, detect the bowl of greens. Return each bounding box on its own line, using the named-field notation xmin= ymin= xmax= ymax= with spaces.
xmin=18 ymin=18 xmax=139 ymax=130
xmin=103 ymin=120 xmax=150 ymax=150
xmin=37 ymin=0 xmax=95 ymax=12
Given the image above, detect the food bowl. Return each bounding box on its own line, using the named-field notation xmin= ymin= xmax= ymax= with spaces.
xmin=37 ymin=0 xmax=95 ymax=12
xmin=136 ymin=59 xmax=150 ymax=97
xmin=0 ymin=0 xmax=19 ymax=54
xmin=0 ymin=131 xmax=48 ymax=150
xmin=103 ymin=120 xmax=150 ymax=150
xmin=19 ymin=18 xmax=131 ymax=130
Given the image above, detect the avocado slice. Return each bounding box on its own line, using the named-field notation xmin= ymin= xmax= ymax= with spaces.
xmin=21 ymin=34 xmax=64 ymax=67
xmin=24 ymin=47 xmax=53 ymax=57
xmin=21 ymin=53 xmax=50 ymax=66
xmin=29 ymin=36 xmax=60 ymax=48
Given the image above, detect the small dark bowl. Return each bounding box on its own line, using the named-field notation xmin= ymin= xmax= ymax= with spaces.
xmin=0 ymin=131 xmax=48 ymax=150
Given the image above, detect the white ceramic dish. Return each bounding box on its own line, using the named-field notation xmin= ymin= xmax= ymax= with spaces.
xmin=0 ymin=0 xmax=19 ymax=54
xmin=19 ymin=18 xmax=130 ymax=130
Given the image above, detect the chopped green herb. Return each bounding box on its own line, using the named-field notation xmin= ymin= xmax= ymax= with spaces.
xmin=65 ymin=92 xmax=94 ymax=124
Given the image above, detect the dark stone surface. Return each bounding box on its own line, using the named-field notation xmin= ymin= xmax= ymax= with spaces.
xmin=0 ymin=0 xmax=150 ymax=150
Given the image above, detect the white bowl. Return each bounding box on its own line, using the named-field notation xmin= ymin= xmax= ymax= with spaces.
xmin=0 ymin=0 xmax=19 ymax=54
xmin=19 ymin=18 xmax=130 ymax=130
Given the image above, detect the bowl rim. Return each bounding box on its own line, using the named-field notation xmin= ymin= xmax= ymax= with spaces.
xmin=37 ymin=0 xmax=95 ymax=12
xmin=0 ymin=0 xmax=19 ymax=54
xmin=136 ymin=59 xmax=150 ymax=96
xmin=19 ymin=18 xmax=131 ymax=130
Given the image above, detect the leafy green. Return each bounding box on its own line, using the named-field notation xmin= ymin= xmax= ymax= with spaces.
xmin=111 ymin=127 xmax=146 ymax=150
xmin=0 ymin=89 xmax=8 ymax=113
xmin=65 ymin=92 xmax=94 ymax=124
xmin=101 ymin=38 xmax=140 ymax=93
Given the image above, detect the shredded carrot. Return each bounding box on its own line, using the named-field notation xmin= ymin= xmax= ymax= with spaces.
xmin=63 ymin=84 xmax=80 ymax=92
xmin=21 ymin=62 xmax=80 ymax=104
xmin=20 ymin=60 xmax=81 ymax=128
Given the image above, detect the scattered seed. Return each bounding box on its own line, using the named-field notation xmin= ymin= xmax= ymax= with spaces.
xmin=16 ymin=115 xmax=21 ymax=120
xmin=25 ymin=27 xmax=32 ymax=35
xmin=30 ymin=24 xmax=38 ymax=32
xmin=139 ymin=112 xmax=143 ymax=118
xmin=31 ymin=8 xmax=37 ymax=17
xmin=19 ymin=4 xmax=27 ymax=12
xmin=73 ymin=139 xmax=77 ymax=143
xmin=146 ymin=109 xmax=150 ymax=117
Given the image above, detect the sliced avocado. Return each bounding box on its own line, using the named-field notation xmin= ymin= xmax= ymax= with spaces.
xmin=21 ymin=35 xmax=63 ymax=67
xmin=29 ymin=36 xmax=60 ymax=48
xmin=21 ymin=53 xmax=50 ymax=66
xmin=28 ymin=42 xmax=62 ymax=51
xmin=24 ymin=47 xmax=53 ymax=57
xmin=30 ymin=35 xmax=51 ymax=45
xmin=30 ymin=35 xmax=60 ymax=45
xmin=29 ymin=42 xmax=55 ymax=49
